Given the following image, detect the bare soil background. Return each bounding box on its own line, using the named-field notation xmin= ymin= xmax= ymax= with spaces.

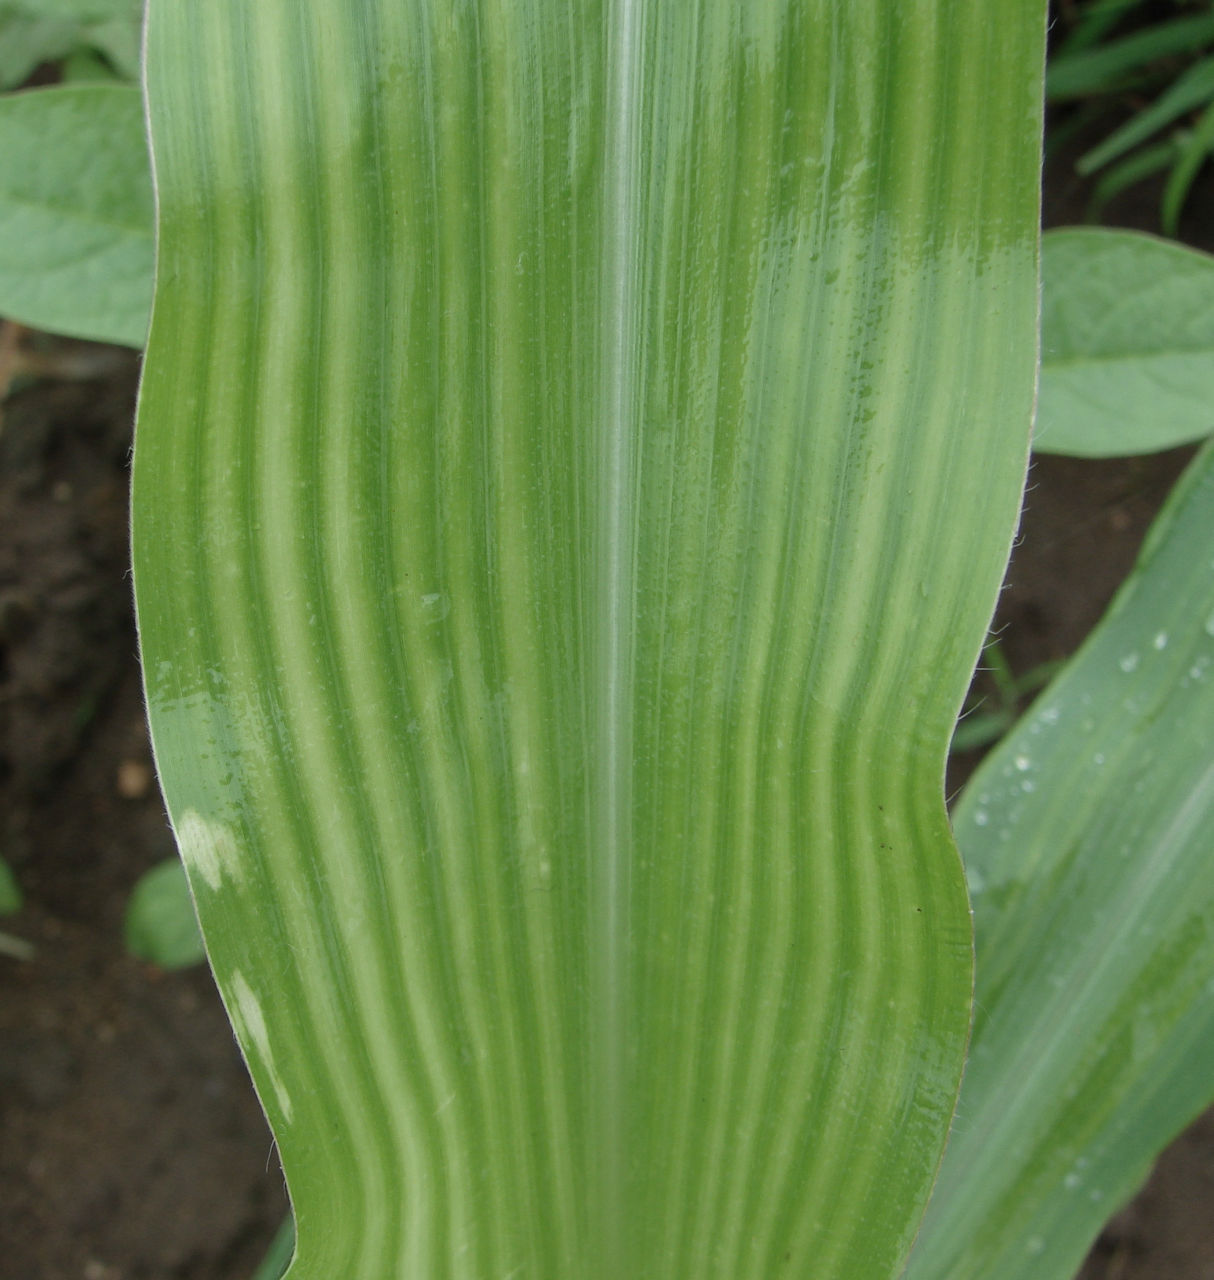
xmin=1 ymin=82 xmax=1214 ymax=1280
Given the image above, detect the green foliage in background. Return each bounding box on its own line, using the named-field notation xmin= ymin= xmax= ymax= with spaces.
xmin=124 ymin=857 xmax=206 ymax=970
xmin=1049 ymin=0 xmax=1214 ymax=232
xmin=0 ymin=854 xmax=20 ymax=915
xmin=0 ymin=83 xmax=152 ymax=345
xmin=0 ymin=0 xmax=142 ymax=89
xmin=1037 ymin=226 xmax=1214 ymax=455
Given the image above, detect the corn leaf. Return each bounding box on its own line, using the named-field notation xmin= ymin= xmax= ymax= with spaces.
xmin=0 ymin=84 xmax=152 ymax=345
xmin=907 ymin=438 xmax=1214 ymax=1280
xmin=1037 ymin=228 xmax=1214 ymax=457
xmin=1046 ymin=12 xmax=1214 ymax=101
xmin=1077 ymin=53 xmax=1214 ymax=175
xmin=133 ymin=2 xmax=1044 ymax=1276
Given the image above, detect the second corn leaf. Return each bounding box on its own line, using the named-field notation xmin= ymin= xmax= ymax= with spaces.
xmin=909 ymin=438 xmax=1214 ymax=1278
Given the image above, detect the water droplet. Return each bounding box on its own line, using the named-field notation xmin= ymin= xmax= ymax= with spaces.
xmin=1093 ymin=753 xmax=1105 ymax=766
xmin=1119 ymin=653 xmax=1140 ymax=673
xmin=966 ymin=866 xmax=986 ymax=894
xmin=1064 ymin=1172 xmax=1081 ymax=1190
xmin=1154 ymin=631 xmax=1169 ymax=650
xmin=1205 ymin=611 xmax=1214 ymax=638
xmin=1022 ymin=779 xmax=1036 ymax=793
xmin=1014 ymin=754 xmax=1031 ymax=772
xmin=1040 ymin=706 xmax=1060 ymax=725
xmin=974 ymin=809 xmax=989 ymax=827
xmin=1027 ymin=1236 xmax=1045 ymax=1256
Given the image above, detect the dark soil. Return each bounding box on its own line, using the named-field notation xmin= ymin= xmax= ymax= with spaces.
xmin=2 ymin=90 xmax=1214 ymax=1280
xmin=0 ymin=349 xmax=289 ymax=1280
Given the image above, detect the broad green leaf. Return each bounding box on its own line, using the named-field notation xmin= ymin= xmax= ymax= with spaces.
xmin=0 ymin=855 xmax=20 ymax=915
xmin=11 ymin=0 xmax=139 ymax=18
xmin=0 ymin=0 xmax=142 ymax=87
xmin=0 ymin=84 xmax=152 ymax=346
xmin=133 ymin=3 xmax=1044 ymax=1276
xmin=124 ymin=857 xmax=206 ymax=970
xmin=907 ymin=438 xmax=1214 ymax=1280
xmin=1037 ymin=228 xmax=1214 ymax=457
xmin=0 ymin=15 xmax=78 ymax=88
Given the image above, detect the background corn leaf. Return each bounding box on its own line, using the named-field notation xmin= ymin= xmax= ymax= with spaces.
xmin=1046 ymin=11 xmax=1214 ymax=101
xmin=0 ymin=84 xmax=151 ymax=345
xmin=0 ymin=854 xmax=20 ymax=915
xmin=907 ymin=438 xmax=1214 ymax=1279
xmin=1037 ymin=227 xmax=1214 ymax=457
xmin=133 ymin=2 xmax=1044 ymax=1276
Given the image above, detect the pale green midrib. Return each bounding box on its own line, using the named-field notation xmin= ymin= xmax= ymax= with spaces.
xmin=593 ymin=0 xmax=643 ymax=1263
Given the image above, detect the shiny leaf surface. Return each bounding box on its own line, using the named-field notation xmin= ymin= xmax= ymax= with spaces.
xmin=133 ymin=3 xmax=1044 ymax=1276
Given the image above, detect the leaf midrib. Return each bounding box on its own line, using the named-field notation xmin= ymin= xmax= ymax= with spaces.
xmin=593 ymin=0 xmax=643 ymax=1261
